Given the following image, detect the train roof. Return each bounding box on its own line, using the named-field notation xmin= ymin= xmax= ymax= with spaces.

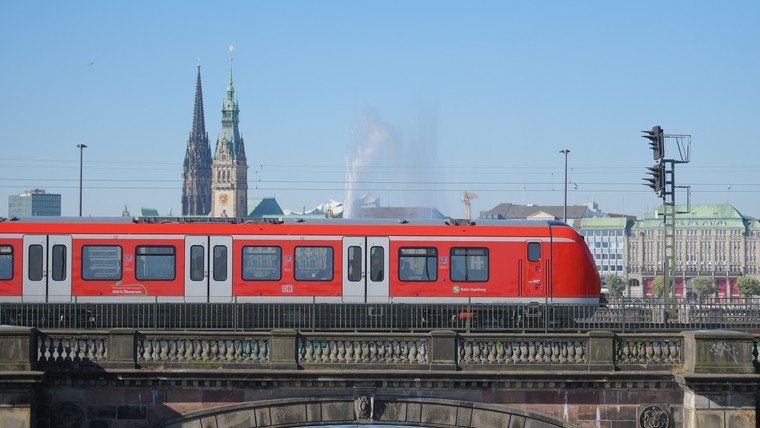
xmin=1 ymin=216 xmax=571 ymax=228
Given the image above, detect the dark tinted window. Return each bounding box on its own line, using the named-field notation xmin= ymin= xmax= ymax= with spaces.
xmin=295 ymin=247 xmax=334 ymax=281
xmin=370 ymin=246 xmax=384 ymax=282
xmin=528 ymin=242 xmax=541 ymax=262
xmin=0 ymin=245 xmax=13 ymax=280
xmin=347 ymin=246 xmax=362 ymax=282
xmin=51 ymin=244 xmax=67 ymax=281
xmin=242 ymin=246 xmax=281 ymax=281
xmin=213 ymin=245 xmax=227 ymax=281
xmin=28 ymin=245 xmax=44 ymax=281
xmin=399 ymin=247 xmax=437 ymax=282
xmin=135 ymin=246 xmax=175 ymax=281
xmin=82 ymin=246 xmax=122 ymax=280
xmin=190 ymin=245 xmax=205 ymax=281
xmin=450 ymin=247 xmax=488 ymax=282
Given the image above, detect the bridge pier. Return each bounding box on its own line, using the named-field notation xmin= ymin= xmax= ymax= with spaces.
xmin=0 ymin=328 xmax=756 ymax=427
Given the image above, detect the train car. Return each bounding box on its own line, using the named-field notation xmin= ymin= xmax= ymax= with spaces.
xmin=0 ymin=216 xmax=600 ymax=310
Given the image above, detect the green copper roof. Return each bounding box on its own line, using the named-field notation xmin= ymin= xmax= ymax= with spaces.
xmin=633 ymin=203 xmax=748 ymax=229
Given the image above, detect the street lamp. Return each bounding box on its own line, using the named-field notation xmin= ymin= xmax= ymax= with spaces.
xmin=559 ymin=149 xmax=570 ymax=223
xmin=77 ymin=144 xmax=87 ymax=216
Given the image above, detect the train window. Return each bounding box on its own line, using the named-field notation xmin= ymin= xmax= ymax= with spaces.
xmin=398 ymin=247 xmax=437 ymax=282
xmin=135 ymin=246 xmax=175 ymax=281
xmin=28 ymin=245 xmax=44 ymax=281
xmin=82 ymin=245 xmax=122 ymax=281
xmin=213 ymin=246 xmax=227 ymax=281
xmin=190 ymin=245 xmax=205 ymax=281
xmin=51 ymin=244 xmax=67 ymax=281
xmin=370 ymin=246 xmax=384 ymax=282
xmin=528 ymin=242 xmax=541 ymax=262
xmin=450 ymin=248 xmax=488 ymax=282
xmin=242 ymin=246 xmax=282 ymax=281
xmin=294 ymin=247 xmax=334 ymax=281
xmin=347 ymin=246 xmax=362 ymax=282
xmin=0 ymin=245 xmax=13 ymax=280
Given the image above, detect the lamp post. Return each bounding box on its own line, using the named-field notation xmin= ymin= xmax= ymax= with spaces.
xmin=77 ymin=144 xmax=87 ymax=216
xmin=559 ymin=149 xmax=570 ymax=223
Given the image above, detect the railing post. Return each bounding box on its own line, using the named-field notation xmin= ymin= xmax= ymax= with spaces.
xmin=587 ymin=330 xmax=615 ymax=371
xmin=0 ymin=327 xmax=35 ymax=371
xmin=682 ymin=330 xmax=754 ymax=374
xmin=108 ymin=328 xmax=137 ymax=369
xmin=270 ymin=329 xmax=298 ymax=370
xmin=429 ymin=330 xmax=457 ymax=371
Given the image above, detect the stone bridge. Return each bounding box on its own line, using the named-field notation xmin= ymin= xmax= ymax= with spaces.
xmin=0 ymin=328 xmax=758 ymax=427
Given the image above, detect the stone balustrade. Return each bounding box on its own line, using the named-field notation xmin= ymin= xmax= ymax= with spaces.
xmin=0 ymin=328 xmax=701 ymax=372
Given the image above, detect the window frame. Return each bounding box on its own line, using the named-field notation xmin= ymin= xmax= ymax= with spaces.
xmin=242 ymin=245 xmax=282 ymax=281
xmin=398 ymin=247 xmax=438 ymax=282
xmin=450 ymin=247 xmax=489 ymax=282
xmin=135 ymin=245 xmax=176 ymax=281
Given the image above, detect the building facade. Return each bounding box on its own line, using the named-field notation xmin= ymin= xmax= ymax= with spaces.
xmin=579 ymin=217 xmax=633 ymax=281
xmin=181 ymin=65 xmax=213 ymax=216
xmin=627 ymin=204 xmax=756 ymax=299
xmin=210 ymin=55 xmax=248 ymax=218
xmin=8 ymin=189 xmax=61 ymax=217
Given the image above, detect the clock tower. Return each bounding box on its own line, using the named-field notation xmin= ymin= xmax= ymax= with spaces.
xmin=211 ymin=45 xmax=248 ymax=218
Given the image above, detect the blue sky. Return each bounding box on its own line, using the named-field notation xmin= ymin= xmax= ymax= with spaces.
xmin=1 ymin=1 xmax=759 ymax=219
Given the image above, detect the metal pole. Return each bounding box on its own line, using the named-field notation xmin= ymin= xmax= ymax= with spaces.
xmin=77 ymin=144 xmax=87 ymax=216
xmin=559 ymin=149 xmax=570 ymax=223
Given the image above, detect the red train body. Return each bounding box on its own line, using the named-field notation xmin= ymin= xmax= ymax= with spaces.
xmin=0 ymin=217 xmax=600 ymax=306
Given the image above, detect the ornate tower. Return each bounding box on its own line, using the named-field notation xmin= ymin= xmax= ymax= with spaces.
xmin=211 ymin=46 xmax=248 ymax=217
xmin=182 ymin=64 xmax=213 ymax=216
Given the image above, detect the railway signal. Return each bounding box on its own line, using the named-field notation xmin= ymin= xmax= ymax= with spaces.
xmin=644 ymin=163 xmax=666 ymax=197
xmin=642 ymin=125 xmax=664 ymax=161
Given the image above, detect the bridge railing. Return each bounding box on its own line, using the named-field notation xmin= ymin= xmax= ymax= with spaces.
xmin=3 ymin=297 xmax=760 ymax=332
xmin=1 ymin=327 xmax=757 ymax=376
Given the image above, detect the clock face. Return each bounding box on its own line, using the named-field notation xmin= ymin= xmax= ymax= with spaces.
xmin=218 ymin=193 xmax=229 ymax=206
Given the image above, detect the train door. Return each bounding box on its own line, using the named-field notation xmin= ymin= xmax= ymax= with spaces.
xmin=184 ymin=236 xmax=233 ymax=303
xmin=22 ymin=235 xmax=72 ymax=303
xmin=522 ymin=241 xmax=547 ymax=299
xmin=342 ymin=237 xmax=389 ymax=303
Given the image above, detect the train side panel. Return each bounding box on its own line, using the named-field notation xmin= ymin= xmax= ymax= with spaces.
xmin=71 ymin=234 xmax=187 ymax=299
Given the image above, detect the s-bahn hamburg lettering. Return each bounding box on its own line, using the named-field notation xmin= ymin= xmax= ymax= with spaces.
xmin=0 ymin=217 xmax=600 ymax=306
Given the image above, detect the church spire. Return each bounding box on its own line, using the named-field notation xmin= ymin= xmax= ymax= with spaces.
xmin=190 ymin=63 xmax=206 ymax=142
xmin=182 ymin=63 xmax=212 ymax=216
xmin=211 ymin=45 xmax=248 ymax=218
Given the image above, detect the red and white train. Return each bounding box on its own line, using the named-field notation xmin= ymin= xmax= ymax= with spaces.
xmin=0 ymin=217 xmax=600 ymax=306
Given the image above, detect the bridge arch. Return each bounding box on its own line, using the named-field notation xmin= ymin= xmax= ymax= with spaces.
xmin=148 ymin=396 xmax=575 ymax=428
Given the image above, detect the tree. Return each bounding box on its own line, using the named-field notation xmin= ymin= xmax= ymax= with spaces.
xmin=691 ymin=276 xmax=717 ymax=298
xmin=603 ymin=274 xmax=626 ymax=297
xmin=736 ymin=276 xmax=760 ymax=298
xmin=650 ymin=276 xmax=664 ymax=298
